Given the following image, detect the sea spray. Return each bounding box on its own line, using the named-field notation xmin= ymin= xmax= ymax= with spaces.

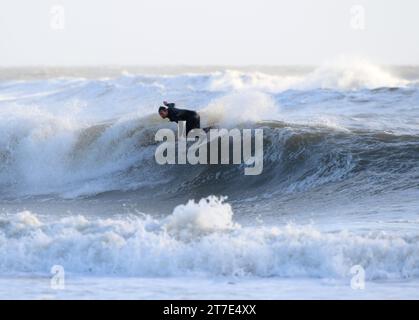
xmin=1 ymin=197 xmax=419 ymax=279
xmin=163 ymin=196 xmax=238 ymax=240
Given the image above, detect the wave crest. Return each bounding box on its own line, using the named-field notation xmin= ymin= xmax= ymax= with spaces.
xmin=1 ymin=198 xmax=419 ymax=279
xmin=207 ymin=58 xmax=408 ymax=92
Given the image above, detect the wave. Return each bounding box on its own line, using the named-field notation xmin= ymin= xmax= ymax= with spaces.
xmin=0 ymin=59 xmax=418 ymax=199
xmin=0 ymin=59 xmax=413 ymax=103
xmin=0 ymin=105 xmax=418 ymax=200
xmin=1 ymin=196 xmax=418 ymax=279
xmin=208 ymin=58 xmax=408 ymax=92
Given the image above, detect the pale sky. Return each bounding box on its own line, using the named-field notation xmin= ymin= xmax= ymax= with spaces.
xmin=0 ymin=0 xmax=418 ymax=66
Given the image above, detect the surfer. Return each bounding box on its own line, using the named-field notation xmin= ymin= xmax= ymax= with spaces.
xmin=158 ymin=101 xmax=201 ymax=134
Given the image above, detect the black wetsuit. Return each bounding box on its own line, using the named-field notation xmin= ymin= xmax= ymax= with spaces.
xmin=165 ymin=103 xmax=200 ymax=134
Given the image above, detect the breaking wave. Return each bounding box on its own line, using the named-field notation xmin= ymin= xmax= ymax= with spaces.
xmin=0 ymin=58 xmax=418 ymax=200
xmin=1 ymin=197 xmax=418 ymax=279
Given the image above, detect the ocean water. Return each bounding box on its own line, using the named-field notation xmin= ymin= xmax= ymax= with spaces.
xmin=1 ymin=58 xmax=419 ymax=299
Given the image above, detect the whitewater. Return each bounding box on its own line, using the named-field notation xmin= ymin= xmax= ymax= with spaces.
xmin=1 ymin=58 xmax=419 ymax=299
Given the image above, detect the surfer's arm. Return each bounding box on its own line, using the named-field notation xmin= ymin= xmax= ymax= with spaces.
xmin=163 ymin=101 xmax=176 ymax=108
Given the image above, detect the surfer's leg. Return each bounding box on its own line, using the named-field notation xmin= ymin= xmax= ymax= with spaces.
xmin=186 ymin=114 xmax=201 ymax=134
xmin=193 ymin=114 xmax=200 ymax=129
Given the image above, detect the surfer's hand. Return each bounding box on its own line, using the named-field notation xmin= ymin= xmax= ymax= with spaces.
xmin=163 ymin=101 xmax=168 ymax=106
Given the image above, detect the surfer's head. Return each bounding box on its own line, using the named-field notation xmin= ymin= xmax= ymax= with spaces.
xmin=159 ymin=106 xmax=168 ymax=119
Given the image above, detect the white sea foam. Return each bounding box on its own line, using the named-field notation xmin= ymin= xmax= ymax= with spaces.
xmin=0 ymin=103 xmax=161 ymax=197
xmin=298 ymin=57 xmax=408 ymax=90
xmin=200 ymin=91 xmax=280 ymax=127
xmin=163 ymin=196 xmax=238 ymax=239
xmin=1 ymin=197 xmax=418 ymax=280
xmin=207 ymin=58 xmax=408 ymax=92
